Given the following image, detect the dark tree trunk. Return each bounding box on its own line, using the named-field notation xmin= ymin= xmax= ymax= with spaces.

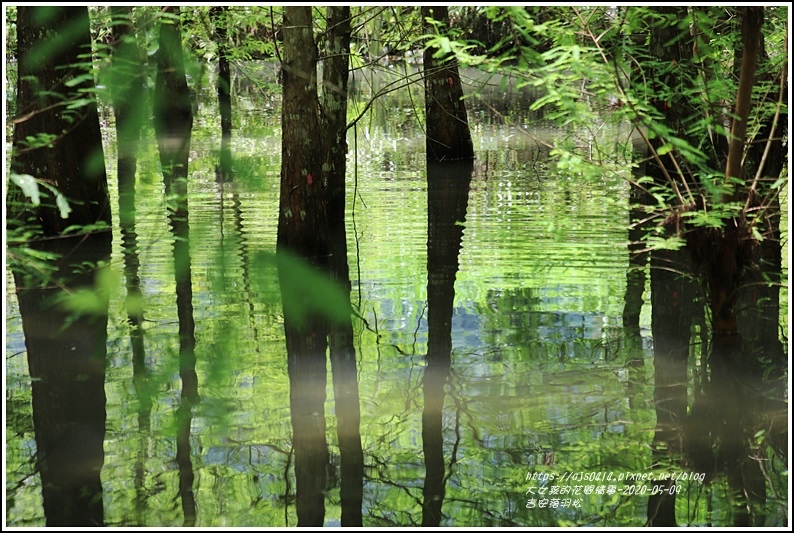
xmin=623 ymin=166 xmax=652 ymax=410
xmin=422 ymin=6 xmax=475 ymax=162
xmin=278 ymin=6 xmax=329 ymax=262
xmin=647 ymin=248 xmax=699 ymax=527
xmin=210 ymin=6 xmax=233 ymax=179
xmin=152 ymin=8 xmax=199 ymax=524
xmin=11 ymin=6 xmax=111 ymax=235
xmin=279 ymin=7 xmax=331 ymax=526
xmin=320 ymin=6 xmax=364 ymax=527
xmin=288 ymin=333 xmax=329 ymax=527
xmin=15 ymin=235 xmax=111 ymax=527
xmin=322 ymin=6 xmax=351 ymax=226
xmin=702 ymin=7 xmax=764 ymax=348
xmin=10 ymin=7 xmax=112 ymax=526
xmin=109 ymin=9 xmax=151 ymax=441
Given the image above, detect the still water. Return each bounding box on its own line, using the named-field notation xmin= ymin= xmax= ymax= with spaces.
xmin=5 ymin=65 xmax=788 ymax=527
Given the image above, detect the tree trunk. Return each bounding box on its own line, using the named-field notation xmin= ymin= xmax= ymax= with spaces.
xmin=278 ymin=6 xmax=329 ymax=261
xmin=210 ymin=6 xmax=233 ymax=179
xmin=153 ymin=6 xmax=193 ymax=197
xmin=10 ymin=7 xmax=112 ymax=525
xmin=320 ymin=6 xmax=364 ymax=527
xmin=422 ymin=160 xmax=474 ymax=526
xmin=11 ymin=6 xmax=111 ymax=235
xmin=109 ymin=6 xmax=145 ymax=230
xmin=15 ymin=235 xmax=110 ymax=527
xmin=699 ymin=7 xmax=764 ymax=345
xmin=422 ymin=5 xmax=475 ymax=162
xmin=279 ymin=7 xmax=331 ymax=526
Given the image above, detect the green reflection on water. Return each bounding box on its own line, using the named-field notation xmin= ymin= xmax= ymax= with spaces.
xmin=5 ymin=63 xmax=787 ymax=527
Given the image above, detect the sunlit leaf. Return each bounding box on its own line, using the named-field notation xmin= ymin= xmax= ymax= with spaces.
xmin=55 ymin=192 xmax=72 ymax=218
xmin=10 ymin=174 xmax=41 ymax=205
xmin=656 ymin=143 xmax=673 ymax=156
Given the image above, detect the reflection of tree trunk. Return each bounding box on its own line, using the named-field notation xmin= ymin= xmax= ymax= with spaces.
xmin=286 ymin=330 xmax=329 ymax=527
xmin=705 ymin=347 xmax=766 ymax=526
xmin=121 ymin=176 xmax=151 ymax=523
xmin=169 ymin=194 xmax=198 ymax=525
xmin=229 ymin=190 xmax=262 ymax=351
xmin=623 ymin=168 xmax=650 ymax=409
xmin=210 ymin=6 xmax=233 ymax=180
xmin=153 ymin=9 xmax=198 ymax=523
xmin=176 ymin=398 xmax=197 ymax=526
xmin=110 ymin=11 xmax=152 ymax=519
xmin=422 ymin=6 xmax=475 ymax=162
xmin=110 ymin=6 xmax=145 ymax=231
xmin=647 ymin=248 xmax=697 ymax=527
xmin=422 ymin=161 xmax=473 ymax=526
xmin=15 ymin=234 xmax=111 ymax=526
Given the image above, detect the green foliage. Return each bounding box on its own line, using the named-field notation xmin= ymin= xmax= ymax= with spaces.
xmin=433 ymin=5 xmax=788 ymax=256
xmin=9 ymin=173 xmax=72 ymax=218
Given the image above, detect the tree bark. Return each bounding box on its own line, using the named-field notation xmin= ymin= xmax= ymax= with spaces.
xmin=11 ymin=6 xmax=111 ymax=235
xmin=422 ymin=6 xmax=475 ymax=162
xmin=278 ymin=6 xmax=329 ymax=262
xmin=724 ymin=7 xmax=764 ymax=190
xmin=279 ymin=7 xmax=331 ymax=526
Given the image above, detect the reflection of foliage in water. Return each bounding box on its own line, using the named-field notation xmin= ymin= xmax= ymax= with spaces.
xmin=5 ymin=34 xmax=787 ymax=527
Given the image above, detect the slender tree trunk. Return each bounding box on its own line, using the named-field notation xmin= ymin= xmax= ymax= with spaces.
xmin=153 ymin=6 xmax=193 ymax=197
xmin=320 ymin=6 xmax=364 ymax=527
xmin=210 ymin=6 xmax=233 ymax=179
xmin=422 ymin=6 xmax=475 ymax=162
xmin=109 ymin=6 xmax=145 ymax=230
xmin=152 ymin=9 xmax=199 ymax=524
xmin=724 ymin=7 xmax=763 ymax=189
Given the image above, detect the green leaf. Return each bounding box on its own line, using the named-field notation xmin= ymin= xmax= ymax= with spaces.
xmin=64 ymin=72 xmax=95 ymax=88
xmin=55 ymin=192 xmax=72 ymax=218
xmin=656 ymin=143 xmax=673 ymax=156
xmin=57 ymin=267 xmax=117 ymax=316
xmin=39 ymin=182 xmax=73 ymax=219
xmin=10 ymin=174 xmax=41 ymax=205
